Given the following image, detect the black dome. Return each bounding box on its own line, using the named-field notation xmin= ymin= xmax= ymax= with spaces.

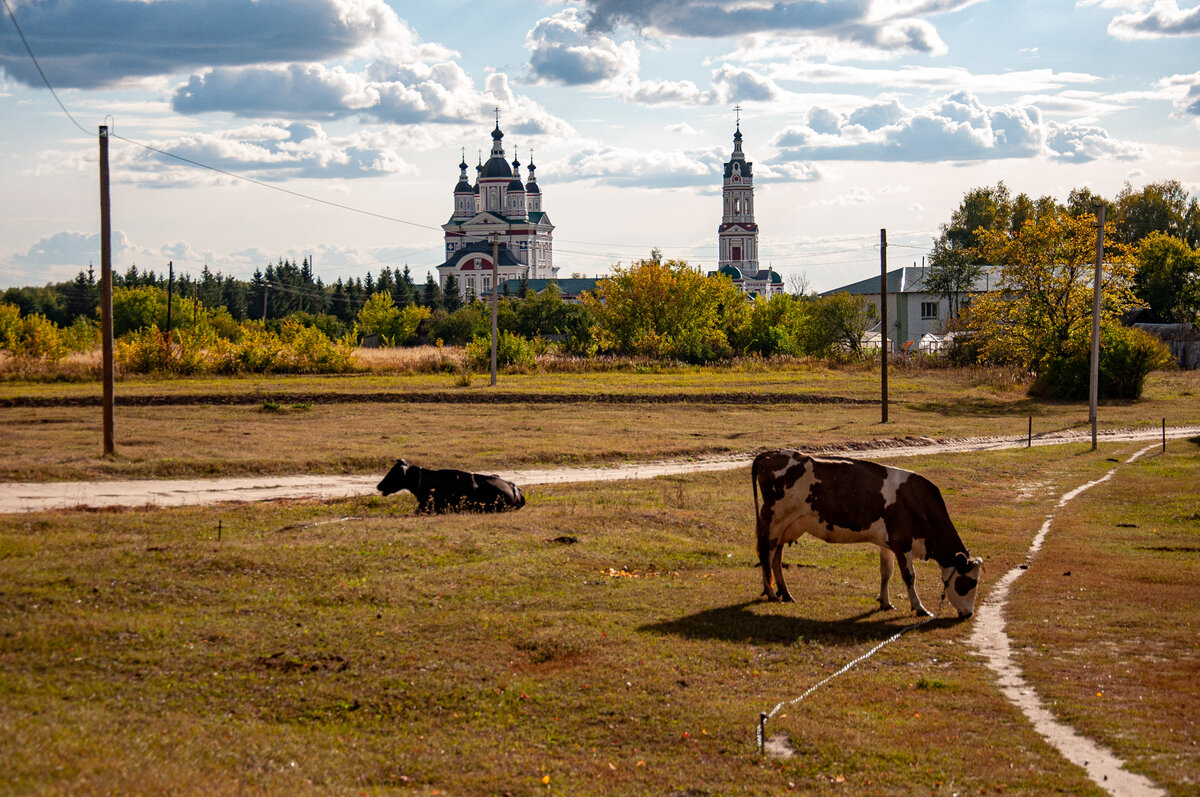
xmin=481 ymin=156 xmax=512 ymax=178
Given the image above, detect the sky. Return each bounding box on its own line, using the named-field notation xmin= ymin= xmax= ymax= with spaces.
xmin=1 ymin=0 xmax=1198 ymax=293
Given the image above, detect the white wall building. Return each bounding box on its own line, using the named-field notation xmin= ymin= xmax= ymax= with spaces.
xmin=437 ymin=122 xmax=557 ymax=301
xmin=821 ymin=265 xmax=999 ymax=350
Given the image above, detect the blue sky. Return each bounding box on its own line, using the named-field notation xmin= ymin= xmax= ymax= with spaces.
xmin=1 ymin=0 xmax=1197 ymax=292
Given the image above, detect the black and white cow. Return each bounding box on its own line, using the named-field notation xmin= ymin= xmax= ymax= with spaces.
xmin=752 ymin=450 xmax=982 ymax=619
xmin=377 ymin=459 xmax=525 ymax=514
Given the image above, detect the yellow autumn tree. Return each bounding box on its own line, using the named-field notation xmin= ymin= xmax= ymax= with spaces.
xmin=582 ymin=257 xmax=746 ymax=362
xmin=962 ymin=210 xmax=1137 ymax=372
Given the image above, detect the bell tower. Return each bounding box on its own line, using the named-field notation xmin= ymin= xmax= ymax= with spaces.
xmin=718 ymin=107 xmax=758 ymax=273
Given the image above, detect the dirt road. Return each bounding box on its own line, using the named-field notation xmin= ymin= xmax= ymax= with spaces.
xmin=2 ymin=425 xmax=1195 ymax=514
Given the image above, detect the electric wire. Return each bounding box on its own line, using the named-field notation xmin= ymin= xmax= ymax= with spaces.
xmin=3 ymin=1 xmax=941 ymax=282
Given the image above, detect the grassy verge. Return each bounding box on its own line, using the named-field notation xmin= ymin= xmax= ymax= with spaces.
xmin=3 ymin=442 xmax=1195 ymax=794
xmin=1007 ymin=443 xmax=1200 ymax=793
xmin=1 ymin=368 xmax=1197 ymax=482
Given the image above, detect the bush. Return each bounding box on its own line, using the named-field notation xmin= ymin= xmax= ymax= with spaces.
xmin=466 ymin=331 xmax=537 ymax=370
xmin=60 ymin=316 xmax=99 ymax=353
xmin=5 ymin=312 xmax=68 ymax=364
xmin=1030 ymin=324 xmax=1173 ymax=399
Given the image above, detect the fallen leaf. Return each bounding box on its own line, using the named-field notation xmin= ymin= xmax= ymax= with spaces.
xmin=542 ymin=774 xmax=550 ymax=785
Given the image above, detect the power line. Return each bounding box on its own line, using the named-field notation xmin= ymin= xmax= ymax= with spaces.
xmin=1 ymin=0 xmax=89 ymax=136
xmin=3 ymin=2 xmax=943 ymax=280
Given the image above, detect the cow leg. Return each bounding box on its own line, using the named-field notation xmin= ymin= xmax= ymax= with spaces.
xmin=878 ymin=548 xmax=896 ymax=610
xmin=771 ymin=545 xmax=794 ymax=603
xmin=757 ymin=528 xmax=778 ymax=601
xmin=896 ymin=549 xmax=931 ymax=617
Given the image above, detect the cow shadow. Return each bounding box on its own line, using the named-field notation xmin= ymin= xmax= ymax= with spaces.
xmin=639 ymin=601 xmax=959 ymax=647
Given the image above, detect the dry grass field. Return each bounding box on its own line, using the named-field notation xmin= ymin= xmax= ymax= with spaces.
xmin=0 ymin=364 xmax=1196 ymax=482
xmin=1 ymin=440 xmax=1197 ymax=795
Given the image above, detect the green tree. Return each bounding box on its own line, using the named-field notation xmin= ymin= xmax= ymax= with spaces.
xmin=809 ymin=292 xmax=877 ymax=355
xmin=112 ymin=285 xmax=166 ymax=337
xmin=963 ymin=210 xmax=1137 ymax=371
xmin=443 ymin=274 xmax=463 ymax=312
xmin=422 ymin=273 xmax=444 ymax=312
xmin=1133 ymin=231 xmax=1200 ymax=323
xmin=355 ymin=292 xmax=430 ymax=346
xmin=582 ymin=258 xmax=746 ymax=362
xmin=1113 ymin=180 xmax=1195 ymax=246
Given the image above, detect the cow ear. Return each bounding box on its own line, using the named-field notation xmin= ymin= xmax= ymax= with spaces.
xmin=955 ymin=552 xmax=971 ymax=573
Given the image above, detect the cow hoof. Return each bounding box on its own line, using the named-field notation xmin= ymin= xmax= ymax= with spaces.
xmin=914 ymin=608 xmax=932 ymax=617
xmin=779 ymin=593 xmax=795 ymax=603
xmin=879 ymin=600 xmax=895 ymax=611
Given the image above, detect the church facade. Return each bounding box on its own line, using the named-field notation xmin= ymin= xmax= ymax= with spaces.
xmin=437 ymin=123 xmax=557 ymax=301
xmin=713 ymin=121 xmax=782 ymax=297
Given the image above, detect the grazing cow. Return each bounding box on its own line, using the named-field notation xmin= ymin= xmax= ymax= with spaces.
xmin=377 ymin=459 xmax=525 ymax=514
xmin=752 ymin=450 xmax=982 ymax=619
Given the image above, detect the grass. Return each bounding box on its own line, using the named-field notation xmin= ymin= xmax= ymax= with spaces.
xmin=3 ymin=441 xmax=1197 ymax=794
xmin=0 ymin=366 xmax=1197 ymax=482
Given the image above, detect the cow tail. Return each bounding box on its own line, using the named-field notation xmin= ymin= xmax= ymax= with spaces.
xmin=752 ymin=455 xmax=761 ymax=529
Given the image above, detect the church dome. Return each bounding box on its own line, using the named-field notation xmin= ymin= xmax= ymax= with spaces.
xmin=481 ymin=156 xmax=512 ymax=178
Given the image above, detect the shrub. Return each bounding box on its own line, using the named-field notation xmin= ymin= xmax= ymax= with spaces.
xmin=60 ymin=316 xmax=99 ymax=353
xmin=6 ymin=312 xmax=68 ymax=364
xmin=115 ymin=328 xmax=171 ymax=373
xmin=1031 ymin=324 xmax=1173 ymax=400
xmin=278 ymin=319 xmax=357 ymax=373
xmin=466 ymin=330 xmax=537 ymax=370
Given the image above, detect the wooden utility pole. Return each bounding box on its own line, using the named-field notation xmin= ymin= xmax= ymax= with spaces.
xmin=165 ymin=260 xmax=174 ymax=336
xmin=99 ymin=125 xmax=115 ymax=456
xmin=1089 ymin=205 xmax=1105 ymax=451
xmin=880 ymin=228 xmax=888 ymax=423
xmin=490 ymin=232 xmax=500 ymax=386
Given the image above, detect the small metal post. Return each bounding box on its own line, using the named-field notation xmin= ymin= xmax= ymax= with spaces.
xmin=217 ymin=520 xmax=222 ymax=542
xmin=1162 ymin=418 xmax=1166 ymax=453
xmin=1028 ymin=416 xmax=1032 ymax=448
xmin=758 ymin=712 xmax=767 ymax=755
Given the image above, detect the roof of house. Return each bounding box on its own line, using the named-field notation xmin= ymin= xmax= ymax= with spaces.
xmin=497 ymin=277 xmax=599 ymax=296
xmin=820 ymin=265 xmax=1000 ymax=297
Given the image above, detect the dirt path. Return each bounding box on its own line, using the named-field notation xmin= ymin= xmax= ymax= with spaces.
xmin=968 ymin=445 xmax=1166 ymax=797
xmin=1 ymin=425 xmax=1196 ymax=514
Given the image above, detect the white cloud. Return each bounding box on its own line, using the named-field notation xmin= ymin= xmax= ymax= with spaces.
xmin=1105 ymin=0 xmax=1200 ymax=39
xmin=772 ymin=91 xmax=1146 ymax=163
xmin=99 ymin=122 xmax=419 ymax=187
xmin=551 ymin=144 xmax=723 ymax=188
xmin=579 ymin=0 xmax=979 ymax=57
xmin=525 ymin=8 xmax=639 ymax=86
xmin=1156 ymin=71 xmax=1200 ymax=119
xmin=0 ymin=0 xmax=407 ymax=89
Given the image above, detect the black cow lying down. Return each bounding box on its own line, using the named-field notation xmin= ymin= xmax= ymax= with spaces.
xmin=377 ymin=459 xmax=525 ymax=514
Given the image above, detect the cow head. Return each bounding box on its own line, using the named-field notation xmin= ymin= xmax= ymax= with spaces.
xmin=377 ymin=459 xmax=411 ymax=496
xmin=942 ymin=553 xmax=983 ymax=619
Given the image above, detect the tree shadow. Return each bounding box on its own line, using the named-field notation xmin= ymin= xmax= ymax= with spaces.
xmin=639 ymin=601 xmax=960 ymax=647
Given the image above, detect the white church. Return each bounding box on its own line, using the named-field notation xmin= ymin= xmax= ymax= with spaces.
xmin=437 ymin=122 xmax=558 ymax=301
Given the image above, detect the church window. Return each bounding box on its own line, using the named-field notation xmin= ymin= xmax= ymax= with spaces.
xmin=732 ymin=245 xmax=742 ymax=261
xmin=466 ymin=277 xmax=475 ymax=294
xmin=733 ymin=198 xmax=741 ymax=214
xmin=483 ymin=275 xmax=492 ymax=292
